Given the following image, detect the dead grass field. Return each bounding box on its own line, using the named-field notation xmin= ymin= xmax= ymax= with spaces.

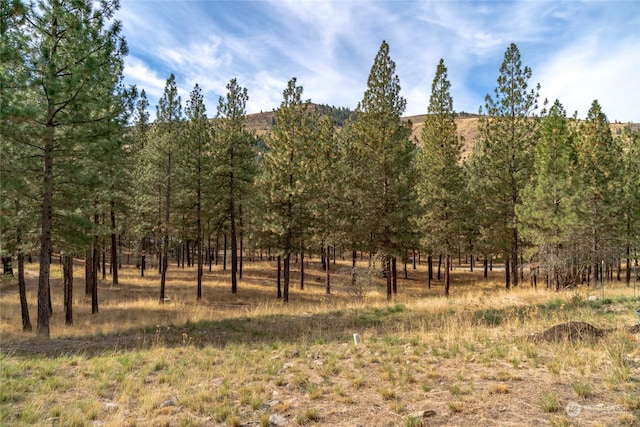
xmin=1 ymin=258 xmax=639 ymax=427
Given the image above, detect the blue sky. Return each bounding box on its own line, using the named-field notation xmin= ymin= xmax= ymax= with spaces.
xmin=117 ymin=0 xmax=640 ymax=123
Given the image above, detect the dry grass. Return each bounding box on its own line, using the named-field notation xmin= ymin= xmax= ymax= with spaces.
xmin=1 ymin=257 xmax=639 ymax=426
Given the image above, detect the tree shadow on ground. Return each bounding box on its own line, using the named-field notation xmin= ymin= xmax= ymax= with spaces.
xmin=0 ymin=304 xmax=412 ymax=358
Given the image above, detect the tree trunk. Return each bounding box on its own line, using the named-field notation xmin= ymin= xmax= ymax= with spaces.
xmin=230 ymin=198 xmax=238 ymax=293
xmin=215 ymin=234 xmax=219 ymax=266
xmin=37 ymin=118 xmax=55 ymax=338
xmin=437 ymin=254 xmax=442 ymax=280
xmin=197 ymin=186 xmax=203 ymax=300
xmin=223 ymin=233 xmax=227 ymax=271
xmin=392 ymin=257 xmax=397 ymax=294
xmin=483 ymin=258 xmax=488 ymax=279
xmin=85 ymin=248 xmax=93 ymax=296
xmin=17 ymin=215 xmax=32 ymax=331
xmin=444 ymin=254 xmax=450 ymax=297
xmin=101 ymin=234 xmax=106 ymax=281
xmin=231 ymin=207 xmax=238 ymax=294
xmin=277 ymin=255 xmax=282 ymax=299
xmin=239 ymin=205 xmax=244 ymax=280
xmin=386 ymin=256 xmax=392 ymax=301
xmin=505 ymin=256 xmax=511 ymax=290
xmin=283 ymin=253 xmax=290 ymax=303
xmin=208 ymin=233 xmax=212 ymax=272
xmin=326 ymin=246 xmax=331 ymax=294
xmin=185 ymin=239 xmax=190 ymax=268
xmin=351 ymin=249 xmax=357 ymax=286
xmin=300 ymin=251 xmax=305 ymax=290
xmin=63 ymin=254 xmax=73 ymax=325
xmin=92 ymin=209 xmax=99 ymax=314
xmin=141 ymin=237 xmax=146 ymax=277
xmin=321 ymin=244 xmax=326 ymax=271
xmin=427 ymin=255 xmax=432 ymax=289
xmin=627 ymin=245 xmax=631 ymax=286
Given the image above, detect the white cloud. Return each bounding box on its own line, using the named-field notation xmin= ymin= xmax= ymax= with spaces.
xmin=116 ymin=0 xmax=639 ymax=123
xmin=537 ymin=37 xmax=640 ymax=122
xmin=123 ymin=56 xmax=166 ymax=100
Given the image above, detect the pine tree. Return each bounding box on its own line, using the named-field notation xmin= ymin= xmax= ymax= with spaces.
xmin=179 ymin=84 xmax=211 ymax=299
xmin=213 ymin=78 xmax=257 ymax=294
xmin=517 ymin=100 xmax=579 ymax=289
xmin=416 ymin=59 xmax=464 ymax=296
xmin=151 ymin=74 xmax=182 ymax=303
xmin=258 ymin=78 xmax=318 ymax=303
xmin=472 ymin=43 xmax=539 ymax=288
xmin=347 ymin=40 xmax=417 ymax=300
xmin=129 ymin=90 xmax=153 ymax=277
xmin=618 ymin=127 xmax=640 ymax=284
xmin=0 ymin=0 xmax=34 ymax=331
xmin=575 ymin=100 xmax=622 ymax=284
xmin=309 ymin=115 xmax=341 ymax=293
xmin=7 ymin=0 xmax=130 ymax=337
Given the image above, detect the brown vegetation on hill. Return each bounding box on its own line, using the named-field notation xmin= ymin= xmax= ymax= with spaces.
xmin=244 ymin=109 xmax=637 ymax=161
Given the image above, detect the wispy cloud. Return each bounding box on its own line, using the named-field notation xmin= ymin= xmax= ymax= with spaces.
xmin=117 ymin=0 xmax=640 ymax=122
xmin=123 ymin=56 xmax=166 ymax=100
xmin=537 ymin=36 xmax=640 ymax=122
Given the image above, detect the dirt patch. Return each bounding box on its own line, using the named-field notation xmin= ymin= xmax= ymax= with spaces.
xmin=530 ymin=321 xmax=609 ymax=342
xmin=530 ymin=321 xmax=640 ymax=342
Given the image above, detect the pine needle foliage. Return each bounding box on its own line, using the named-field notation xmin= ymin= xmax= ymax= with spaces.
xmin=517 ymin=100 xmax=580 ymax=289
xmin=471 ymin=43 xmax=539 ymax=289
xmin=416 ymin=59 xmax=465 ymax=296
xmin=4 ymin=0 xmax=131 ymax=336
xmin=347 ymin=40 xmax=418 ymax=300
xmin=213 ymin=78 xmax=258 ymax=294
xmin=258 ymin=78 xmax=321 ymax=302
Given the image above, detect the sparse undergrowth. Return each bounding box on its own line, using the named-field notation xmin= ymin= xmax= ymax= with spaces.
xmin=1 ymin=261 xmax=639 ymax=426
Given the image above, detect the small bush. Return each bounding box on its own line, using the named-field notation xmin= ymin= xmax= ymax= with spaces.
xmin=572 ymin=381 xmax=593 ymax=398
xmin=539 ymin=391 xmax=559 ymax=413
xmin=380 ymin=388 xmax=397 ymax=400
xmin=448 ymin=401 xmax=464 ymax=413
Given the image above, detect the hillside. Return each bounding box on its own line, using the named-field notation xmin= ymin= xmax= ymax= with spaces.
xmin=245 ymin=108 xmax=638 ymax=160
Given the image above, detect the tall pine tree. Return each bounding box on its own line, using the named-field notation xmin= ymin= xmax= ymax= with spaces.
xmin=8 ymin=0 xmax=130 ymax=336
xmin=1 ymin=0 xmax=34 ymax=331
xmin=471 ymin=43 xmax=539 ymax=288
xmin=150 ymin=74 xmax=182 ymax=303
xmin=416 ymin=59 xmax=464 ymax=296
xmin=347 ymin=40 xmax=417 ymax=300
xmin=618 ymin=127 xmax=640 ymax=285
xmin=517 ymin=100 xmax=579 ymax=289
xmin=575 ymin=101 xmax=621 ymax=284
xmin=213 ymin=78 xmax=256 ymax=294
xmin=258 ymin=78 xmax=318 ymax=303
xmin=180 ymin=84 xmax=211 ymax=299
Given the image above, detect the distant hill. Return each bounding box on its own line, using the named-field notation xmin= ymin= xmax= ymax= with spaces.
xmin=244 ymin=104 xmax=355 ymax=137
xmin=244 ymin=106 xmax=639 ymax=158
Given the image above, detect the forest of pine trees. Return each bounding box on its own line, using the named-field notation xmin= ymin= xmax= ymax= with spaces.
xmin=1 ymin=1 xmax=639 ymax=337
